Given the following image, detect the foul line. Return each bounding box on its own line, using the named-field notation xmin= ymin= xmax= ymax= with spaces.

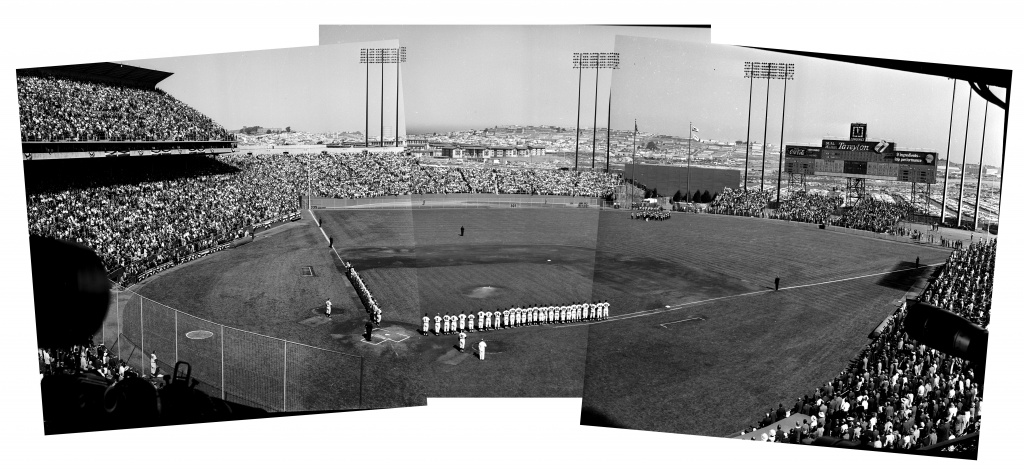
xmin=553 ymin=262 xmax=941 ymax=328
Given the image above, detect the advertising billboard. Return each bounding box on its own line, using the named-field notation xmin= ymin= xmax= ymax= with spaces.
xmin=822 ymin=139 xmax=896 ymax=155
xmin=892 ymin=150 xmax=938 ymax=166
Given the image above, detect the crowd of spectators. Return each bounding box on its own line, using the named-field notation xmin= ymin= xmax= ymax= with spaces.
xmin=769 ymin=191 xmax=842 ymax=225
xmin=39 ymin=340 xmax=142 ymax=384
xmin=707 ymin=188 xmax=772 ymax=217
xmin=920 ymin=240 xmax=994 ymax=328
xmin=835 ymin=198 xmax=915 ymax=234
xmin=27 ymin=153 xmax=305 ymax=282
xmin=744 ymin=240 xmax=993 ymax=453
xmin=27 ymin=151 xmax=621 ymax=284
xmin=18 ymin=74 xmax=231 ymax=142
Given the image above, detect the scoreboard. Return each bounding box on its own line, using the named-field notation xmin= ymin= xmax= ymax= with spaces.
xmin=785 ymin=140 xmax=938 ymax=184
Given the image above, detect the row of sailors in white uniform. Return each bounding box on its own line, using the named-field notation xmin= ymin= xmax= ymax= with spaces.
xmin=422 ymin=302 xmax=610 ymax=335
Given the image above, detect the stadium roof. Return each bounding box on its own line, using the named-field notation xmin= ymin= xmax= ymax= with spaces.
xmin=17 ymin=62 xmax=173 ymax=89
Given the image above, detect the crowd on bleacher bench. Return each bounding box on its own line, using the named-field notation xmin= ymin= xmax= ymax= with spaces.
xmin=18 ymin=74 xmax=231 ymax=142
xmin=920 ymin=240 xmax=995 ymax=328
xmin=769 ymin=192 xmax=842 ymax=225
xmin=835 ymin=198 xmax=915 ymax=234
xmin=707 ymin=188 xmax=772 ymax=217
xmin=744 ymin=241 xmax=992 ymax=452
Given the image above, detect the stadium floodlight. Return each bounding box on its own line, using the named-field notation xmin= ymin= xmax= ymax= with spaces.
xmin=745 ymin=61 xmax=798 ymax=195
xmin=743 ymin=61 xmax=794 ymax=194
xmin=573 ymin=52 xmax=620 ymax=172
xmin=360 ymin=47 xmax=406 ymax=148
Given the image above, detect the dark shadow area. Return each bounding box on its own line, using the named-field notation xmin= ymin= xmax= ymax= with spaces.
xmin=579 ymin=405 xmax=627 ymax=429
xmin=24 ymin=154 xmax=240 ymax=194
xmin=875 ymin=261 xmax=926 ymax=290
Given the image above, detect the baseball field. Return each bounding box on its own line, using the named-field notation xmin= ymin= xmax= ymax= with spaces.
xmin=128 ymin=205 xmax=949 ymax=419
xmin=579 ymin=211 xmax=951 ymax=437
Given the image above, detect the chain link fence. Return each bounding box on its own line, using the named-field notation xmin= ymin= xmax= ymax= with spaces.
xmin=97 ymin=285 xmax=363 ymax=412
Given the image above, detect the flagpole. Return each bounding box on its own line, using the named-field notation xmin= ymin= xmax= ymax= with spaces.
xmin=687 ymin=122 xmax=691 ymax=203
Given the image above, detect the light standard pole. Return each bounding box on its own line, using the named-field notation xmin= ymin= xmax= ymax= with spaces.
xmin=940 ymin=79 xmax=957 ymax=224
xmin=743 ymin=62 xmax=755 ymax=191
xmin=957 ymin=87 xmax=973 ymax=228
xmin=359 ymin=48 xmax=374 ymax=148
xmin=761 ymin=62 xmax=772 ymax=192
xmin=395 ymin=47 xmax=406 ymax=147
xmin=775 ymin=63 xmax=795 ymax=203
xmin=973 ymin=100 xmax=989 ymax=231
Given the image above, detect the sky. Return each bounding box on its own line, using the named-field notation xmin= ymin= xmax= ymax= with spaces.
xmin=124 ymin=40 xmax=404 ymax=137
xmin=318 ymin=25 xmax=711 ymax=134
xmin=609 ymin=36 xmax=1006 ymax=166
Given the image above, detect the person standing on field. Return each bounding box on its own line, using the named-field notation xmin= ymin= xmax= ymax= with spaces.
xmin=433 ymin=313 xmax=442 ymax=335
xmin=478 ymin=340 xmax=487 ymax=360
xmin=422 ymin=315 xmax=430 ymax=335
xmin=458 ymin=331 xmax=467 ymax=352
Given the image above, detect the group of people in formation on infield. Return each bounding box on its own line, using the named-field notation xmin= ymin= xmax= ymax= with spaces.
xmin=421 ymin=301 xmax=611 ymax=336
xmin=630 ymin=209 xmax=670 ymax=221
xmin=346 ymin=264 xmax=383 ymax=326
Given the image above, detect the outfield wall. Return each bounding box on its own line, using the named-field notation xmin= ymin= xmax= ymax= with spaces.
xmin=619 ymin=164 xmax=742 ymax=198
xmin=308 ymin=193 xmax=607 ymax=209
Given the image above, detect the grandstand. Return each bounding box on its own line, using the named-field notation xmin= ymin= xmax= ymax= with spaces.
xmin=18 ymin=62 xmax=234 ymax=160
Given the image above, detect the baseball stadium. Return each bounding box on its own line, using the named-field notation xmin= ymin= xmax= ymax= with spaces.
xmin=22 ymin=59 xmax=991 ymax=459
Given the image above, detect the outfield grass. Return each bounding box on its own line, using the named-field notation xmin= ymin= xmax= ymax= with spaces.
xmin=126 ymin=206 xmax=950 ymax=416
xmin=580 ymin=211 xmax=950 ymax=436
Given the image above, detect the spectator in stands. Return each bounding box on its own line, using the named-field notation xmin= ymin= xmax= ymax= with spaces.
xmin=18 ymin=74 xmax=230 ymax=142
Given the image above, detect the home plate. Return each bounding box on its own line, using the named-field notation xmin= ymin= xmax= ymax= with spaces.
xmin=361 ymin=334 xmax=388 ymax=345
xmin=299 ymin=316 xmax=332 ymax=326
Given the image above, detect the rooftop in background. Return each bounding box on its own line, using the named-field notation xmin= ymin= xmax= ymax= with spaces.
xmin=17 ymin=62 xmax=173 ymax=90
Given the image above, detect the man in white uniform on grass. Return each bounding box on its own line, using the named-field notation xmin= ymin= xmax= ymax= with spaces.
xmin=468 ymin=313 xmax=475 ymax=332
xmin=492 ymin=310 xmax=501 ymax=329
xmin=422 ymin=315 xmax=430 ymax=335
xmin=458 ymin=331 xmax=467 ymax=352
xmin=325 ymin=298 xmax=332 ymax=318
xmin=478 ymin=340 xmax=487 ymax=360
xmin=459 ymin=312 xmax=467 ymax=332
xmin=434 ymin=313 xmax=442 ymax=335
xmin=539 ymin=306 xmax=547 ymax=324
xmin=479 ymin=310 xmax=487 ymax=330
xmin=443 ymin=315 xmax=451 ymax=335
xmin=503 ymin=309 xmax=510 ymax=328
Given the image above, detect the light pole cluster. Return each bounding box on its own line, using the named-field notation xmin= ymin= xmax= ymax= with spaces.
xmin=742 ymin=61 xmax=794 ymax=199
xmin=360 ymin=46 xmax=407 ymax=148
xmin=572 ymin=52 xmax=620 ymax=172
